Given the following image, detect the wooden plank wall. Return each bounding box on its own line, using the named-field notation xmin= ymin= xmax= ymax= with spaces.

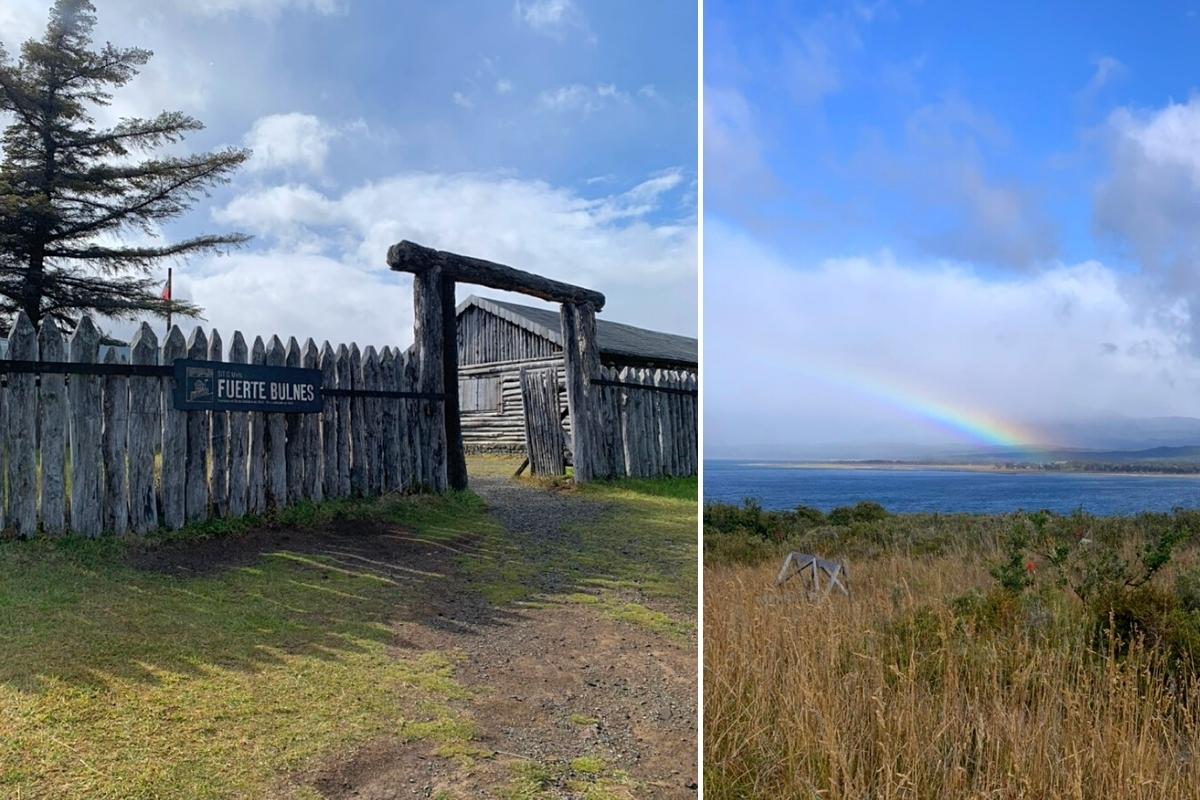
xmin=0 ymin=314 xmax=444 ymax=539
xmin=458 ymin=305 xmax=558 ymax=366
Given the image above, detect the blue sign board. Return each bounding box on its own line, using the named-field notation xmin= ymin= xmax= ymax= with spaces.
xmin=173 ymin=359 xmax=323 ymax=413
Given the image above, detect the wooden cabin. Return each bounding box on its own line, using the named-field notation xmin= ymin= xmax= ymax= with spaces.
xmin=455 ymin=294 xmax=697 ymax=453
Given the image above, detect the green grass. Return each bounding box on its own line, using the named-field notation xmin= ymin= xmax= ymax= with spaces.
xmin=0 ymin=492 xmax=489 ymax=799
xmin=1 ymin=464 xmax=697 ymax=798
xmin=503 ymin=755 xmax=633 ymax=800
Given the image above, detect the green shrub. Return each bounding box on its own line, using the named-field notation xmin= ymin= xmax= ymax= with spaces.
xmin=1090 ymin=584 xmax=1200 ymax=669
xmin=828 ymin=501 xmax=888 ymax=526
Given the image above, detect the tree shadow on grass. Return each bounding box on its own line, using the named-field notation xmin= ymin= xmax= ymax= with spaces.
xmin=0 ymin=499 xmax=528 ymax=697
xmin=0 ymin=472 xmax=696 ymax=697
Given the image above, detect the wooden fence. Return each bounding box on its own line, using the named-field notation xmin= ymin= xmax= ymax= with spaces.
xmin=518 ymin=364 xmax=697 ymax=480
xmin=590 ymin=366 xmax=698 ymax=479
xmin=0 ymin=313 xmax=445 ymax=539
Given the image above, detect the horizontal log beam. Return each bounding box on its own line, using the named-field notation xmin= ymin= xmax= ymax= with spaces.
xmin=387 ymin=240 xmax=606 ymax=310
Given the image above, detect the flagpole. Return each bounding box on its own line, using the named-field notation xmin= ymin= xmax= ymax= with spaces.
xmin=165 ymin=267 xmax=172 ymax=338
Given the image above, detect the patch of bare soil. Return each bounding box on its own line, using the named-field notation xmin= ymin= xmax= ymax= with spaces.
xmin=313 ymin=603 xmax=696 ymax=799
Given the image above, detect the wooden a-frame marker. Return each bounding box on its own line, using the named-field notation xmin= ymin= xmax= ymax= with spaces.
xmin=775 ymin=552 xmax=851 ymax=599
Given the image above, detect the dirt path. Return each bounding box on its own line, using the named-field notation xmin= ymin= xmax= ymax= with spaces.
xmin=301 ymin=475 xmax=698 ymax=799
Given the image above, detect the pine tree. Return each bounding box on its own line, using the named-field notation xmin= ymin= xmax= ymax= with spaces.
xmin=0 ymin=0 xmax=249 ymax=331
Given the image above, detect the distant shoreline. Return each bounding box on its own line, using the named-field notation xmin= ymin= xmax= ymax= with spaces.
xmin=736 ymin=461 xmax=1200 ymax=478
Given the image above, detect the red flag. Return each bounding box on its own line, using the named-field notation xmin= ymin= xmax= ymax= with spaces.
xmin=160 ymin=280 xmax=171 ymax=301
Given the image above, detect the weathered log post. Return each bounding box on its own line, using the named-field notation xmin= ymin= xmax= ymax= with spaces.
xmin=561 ymin=301 xmax=604 ymax=483
xmin=413 ymin=268 xmax=448 ymax=493
xmin=440 ymin=274 xmax=468 ymax=490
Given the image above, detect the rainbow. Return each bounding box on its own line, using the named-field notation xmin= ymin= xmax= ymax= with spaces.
xmin=791 ymin=362 xmax=1050 ymax=452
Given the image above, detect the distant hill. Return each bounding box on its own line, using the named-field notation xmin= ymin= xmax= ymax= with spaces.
xmin=712 ymin=416 xmax=1200 ymax=463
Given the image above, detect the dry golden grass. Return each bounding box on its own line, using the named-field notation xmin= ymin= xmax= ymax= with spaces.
xmin=704 ymin=551 xmax=1200 ymax=799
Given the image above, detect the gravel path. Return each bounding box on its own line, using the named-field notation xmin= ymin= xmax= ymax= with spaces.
xmin=312 ymin=474 xmax=697 ymax=799
xmin=468 ymin=475 xmax=616 ymax=595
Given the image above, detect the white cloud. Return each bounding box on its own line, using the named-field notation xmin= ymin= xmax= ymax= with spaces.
xmin=179 ymin=252 xmax=407 ymax=349
xmin=513 ymin=0 xmax=581 ymax=35
xmin=243 ymin=112 xmax=338 ymax=174
xmin=539 ymin=83 xmax=631 ymax=114
xmin=0 ymin=1 xmax=46 ymax=51
xmin=203 ymin=170 xmax=696 ymax=343
xmin=496 ymin=79 xmax=514 ymax=94
xmin=451 ymin=91 xmax=474 ymax=110
xmin=705 ymin=222 xmax=1200 ymax=458
xmin=1108 ymin=98 xmax=1200 ymax=185
xmin=1095 ymin=97 xmax=1200 ymax=348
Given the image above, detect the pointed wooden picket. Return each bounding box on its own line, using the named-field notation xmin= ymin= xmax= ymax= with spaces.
xmin=209 ymin=329 xmax=228 ymax=517
xmin=348 ymin=343 xmax=366 ymax=496
xmin=128 ymin=324 xmax=159 ymax=534
xmin=335 ymin=343 xmax=352 ymax=498
xmin=265 ymin=336 xmax=288 ymax=509
xmin=184 ymin=327 xmax=210 ymax=523
xmin=227 ymin=331 xmax=250 ymax=518
xmin=319 ymin=341 xmax=339 ymax=499
xmin=6 ymin=312 xmax=38 ymax=537
xmin=284 ymin=336 xmax=304 ymax=505
xmin=303 ymin=338 xmax=322 ymax=502
xmin=247 ymin=335 xmax=268 ymax=514
xmin=39 ymin=320 xmax=68 ymax=535
xmin=102 ymin=348 xmax=130 ymax=536
xmin=69 ymin=316 xmax=103 ymax=537
xmin=160 ymin=325 xmax=187 ymax=529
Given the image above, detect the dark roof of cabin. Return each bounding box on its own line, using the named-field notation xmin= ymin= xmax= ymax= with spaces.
xmin=458 ymin=295 xmax=697 ymax=367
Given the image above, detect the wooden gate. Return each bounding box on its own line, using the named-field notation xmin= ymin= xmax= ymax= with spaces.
xmin=519 ymin=367 xmax=566 ymax=476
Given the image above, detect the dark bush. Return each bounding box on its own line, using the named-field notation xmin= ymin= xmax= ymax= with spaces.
xmin=828 ymin=501 xmax=889 ymax=526
xmin=1091 ymin=584 xmax=1200 ymax=668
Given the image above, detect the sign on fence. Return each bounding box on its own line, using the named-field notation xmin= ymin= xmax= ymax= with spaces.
xmin=172 ymin=359 xmax=323 ymax=413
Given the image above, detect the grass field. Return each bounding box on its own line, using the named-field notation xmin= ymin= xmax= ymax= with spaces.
xmin=0 ymin=459 xmax=697 ymax=799
xmin=704 ymin=502 xmax=1200 ymax=799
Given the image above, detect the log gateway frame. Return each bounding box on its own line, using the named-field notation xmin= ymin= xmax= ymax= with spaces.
xmin=387 ymin=240 xmax=610 ymax=489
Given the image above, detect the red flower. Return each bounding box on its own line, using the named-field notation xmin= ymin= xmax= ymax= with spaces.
xmin=1025 ymin=561 xmax=1036 ymax=573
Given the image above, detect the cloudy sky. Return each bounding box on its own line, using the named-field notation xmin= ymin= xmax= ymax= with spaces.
xmin=705 ymin=0 xmax=1200 ymax=458
xmin=0 ymin=0 xmax=696 ymax=347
